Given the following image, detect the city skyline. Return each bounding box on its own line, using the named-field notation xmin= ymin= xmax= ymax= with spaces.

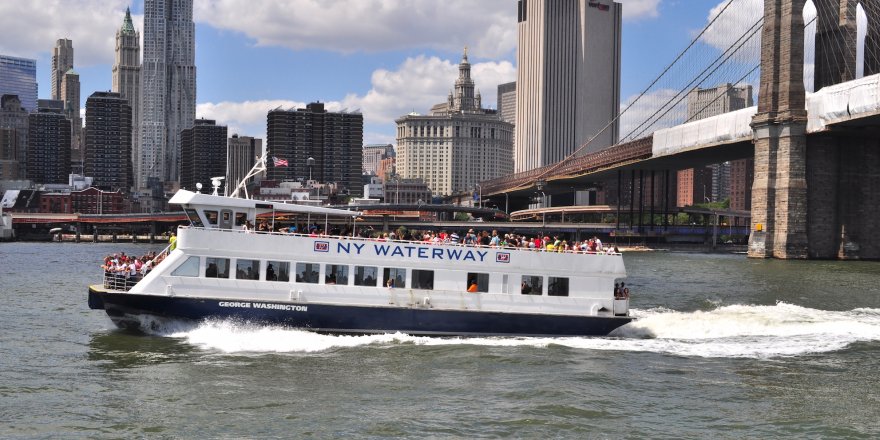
xmin=0 ymin=0 xmax=841 ymax=148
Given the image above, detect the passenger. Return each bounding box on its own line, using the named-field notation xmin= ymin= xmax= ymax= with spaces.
xmin=450 ymin=232 xmax=460 ymax=243
xmin=206 ymin=263 xmax=218 ymax=278
xmin=521 ymin=281 xmax=531 ymax=295
xmin=242 ymin=221 xmax=253 ymax=233
xmin=489 ymin=230 xmax=500 ymax=247
xmin=464 ymin=229 xmax=477 ymax=245
xmin=614 ymin=282 xmax=620 ymax=299
xmin=479 ymin=231 xmax=491 ymax=246
xmin=266 ymin=264 xmax=277 ymax=281
xmin=168 ymin=232 xmax=177 ymax=251
xmin=620 ymin=282 xmax=630 ymax=299
xmin=386 ymin=278 xmax=394 ymax=288
xmin=467 ymin=279 xmax=479 ymax=293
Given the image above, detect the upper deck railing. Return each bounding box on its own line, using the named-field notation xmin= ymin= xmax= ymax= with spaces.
xmin=179 ymin=226 xmax=622 ymax=257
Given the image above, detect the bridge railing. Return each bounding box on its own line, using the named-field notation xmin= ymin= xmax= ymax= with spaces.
xmin=482 ymin=137 xmax=653 ymax=195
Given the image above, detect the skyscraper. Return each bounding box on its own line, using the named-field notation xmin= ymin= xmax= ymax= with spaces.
xmin=51 ymin=39 xmax=74 ymax=101
xmin=362 ymin=144 xmax=394 ymax=176
xmin=267 ymin=102 xmax=364 ymax=196
xmin=226 ymin=134 xmax=262 ymax=195
xmin=497 ymin=81 xmax=516 ymax=126
xmin=0 ymin=95 xmax=28 ymax=178
xmin=141 ymin=0 xmax=196 ymax=190
xmin=0 ymin=55 xmax=38 ymax=113
xmin=27 ymin=101 xmax=71 ymax=185
xmin=113 ymin=8 xmax=141 ymax=191
xmin=180 ymin=119 xmax=227 ymax=194
xmin=396 ymin=50 xmax=514 ymax=196
xmin=60 ymin=69 xmax=81 ymax=170
xmin=514 ymin=0 xmax=621 ymax=172
xmin=85 ymin=92 xmax=132 ymax=192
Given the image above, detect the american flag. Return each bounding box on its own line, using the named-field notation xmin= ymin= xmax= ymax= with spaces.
xmin=273 ymin=156 xmax=288 ymax=167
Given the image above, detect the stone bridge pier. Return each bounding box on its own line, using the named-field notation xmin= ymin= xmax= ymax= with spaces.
xmin=750 ymin=0 xmax=880 ymax=259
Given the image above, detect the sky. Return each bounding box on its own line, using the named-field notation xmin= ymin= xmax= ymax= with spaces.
xmin=0 ymin=0 xmax=827 ymax=147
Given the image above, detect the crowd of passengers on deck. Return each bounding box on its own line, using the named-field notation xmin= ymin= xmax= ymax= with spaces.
xmin=236 ymin=221 xmax=620 ymax=254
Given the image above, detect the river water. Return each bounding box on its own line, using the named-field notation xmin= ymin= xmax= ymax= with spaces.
xmin=1 ymin=242 xmax=878 ymax=439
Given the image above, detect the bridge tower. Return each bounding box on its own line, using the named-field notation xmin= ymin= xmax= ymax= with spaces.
xmin=752 ymin=0 xmax=880 ymax=259
xmin=749 ymin=0 xmax=810 ymax=258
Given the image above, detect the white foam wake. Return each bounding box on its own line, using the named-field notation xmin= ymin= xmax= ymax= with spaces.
xmin=164 ymin=303 xmax=880 ymax=359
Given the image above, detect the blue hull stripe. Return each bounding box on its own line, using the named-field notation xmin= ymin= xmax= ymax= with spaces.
xmin=89 ymin=288 xmax=633 ymax=337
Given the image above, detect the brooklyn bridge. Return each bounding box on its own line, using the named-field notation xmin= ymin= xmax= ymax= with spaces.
xmin=482 ymin=0 xmax=880 ymax=260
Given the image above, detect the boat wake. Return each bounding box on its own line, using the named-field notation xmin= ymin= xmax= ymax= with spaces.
xmin=161 ymin=302 xmax=880 ymax=359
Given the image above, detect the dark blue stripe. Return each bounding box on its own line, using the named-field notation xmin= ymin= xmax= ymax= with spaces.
xmin=93 ymin=289 xmax=632 ymax=337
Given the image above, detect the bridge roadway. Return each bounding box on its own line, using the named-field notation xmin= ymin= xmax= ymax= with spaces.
xmin=482 ymin=73 xmax=880 ymax=199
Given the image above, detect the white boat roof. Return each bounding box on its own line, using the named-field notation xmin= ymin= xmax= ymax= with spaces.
xmin=169 ymin=190 xmax=361 ymax=217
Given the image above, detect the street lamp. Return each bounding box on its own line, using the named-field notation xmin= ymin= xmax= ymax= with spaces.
xmin=475 ymin=183 xmax=482 ymax=209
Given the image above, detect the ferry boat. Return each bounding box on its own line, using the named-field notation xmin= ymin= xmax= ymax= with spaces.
xmin=88 ymin=182 xmax=633 ymax=337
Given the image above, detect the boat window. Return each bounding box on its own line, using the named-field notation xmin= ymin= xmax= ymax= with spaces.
xmin=236 ymin=259 xmax=260 ymax=280
xmin=204 ymin=210 xmax=219 ymax=226
xmin=412 ymin=270 xmax=434 ymax=290
xmin=383 ymin=268 xmax=406 ymax=288
xmin=354 ymin=266 xmax=378 ymax=286
xmin=171 ymin=256 xmax=200 ymax=277
xmin=266 ymin=261 xmax=289 ymax=282
xmin=520 ymin=275 xmax=542 ymax=295
xmin=466 ymin=272 xmax=490 ymax=293
xmin=502 ymin=274 xmax=509 ymax=294
xmin=183 ymin=209 xmax=203 ymax=227
xmin=548 ymin=277 xmax=569 ymax=297
xmin=325 ymin=264 xmax=348 ymax=285
xmin=234 ymin=212 xmax=247 ymax=227
xmin=206 ymin=257 xmax=230 ymax=278
xmin=295 ymin=263 xmax=320 ymax=283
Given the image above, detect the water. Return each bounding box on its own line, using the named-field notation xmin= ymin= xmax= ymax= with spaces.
xmin=1 ymin=243 xmax=879 ymax=438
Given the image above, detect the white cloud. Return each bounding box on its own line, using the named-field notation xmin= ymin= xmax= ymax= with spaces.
xmin=195 ymin=0 xmax=518 ymax=58
xmin=196 ymin=99 xmax=307 ymax=141
xmin=198 ymin=55 xmax=517 ymax=145
xmin=0 ymin=0 xmax=143 ymax=66
xmin=195 ymin=0 xmax=661 ymax=59
xmin=701 ymin=0 xmax=764 ymax=64
xmin=618 ymin=0 xmax=662 ymax=20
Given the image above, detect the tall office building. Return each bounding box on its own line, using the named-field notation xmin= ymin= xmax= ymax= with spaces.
xmin=514 ymin=0 xmax=621 ymax=172
xmin=51 ymin=39 xmax=74 ymax=101
xmin=27 ymin=101 xmax=71 ymax=184
xmin=0 ymin=128 xmax=18 ymax=180
xmin=362 ymin=144 xmax=394 ymax=175
xmin=498 ymin=81 xmax=516 ymax=148
xmin=113 ymin=7 xmax=141 ymax=190
xmin=0 ymin=95 xmax=29 ymax=178
xmin=180 ymin=119 xmax=227 ymax=193
xmin=60 ymin=69 xmax=81 ymax=170
xmin=396 ymin=50 xmax=514 ymax=196
xmin=141 ymin=0 xmax=196 ymax=190
xmin=680 ymin=84 xmax=754 ymax=206
xmin=85 ymin=92 xmax=132 ymax=192
xmin=0 ymin=56 xmax=38 ymax=113
xmin=497 ymin=82 xmax=516 ymax=125
xmin=226 ymin=134 xmax=262 ymax=195
xmin=267 ymin=102 xmax=364 ymax=196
